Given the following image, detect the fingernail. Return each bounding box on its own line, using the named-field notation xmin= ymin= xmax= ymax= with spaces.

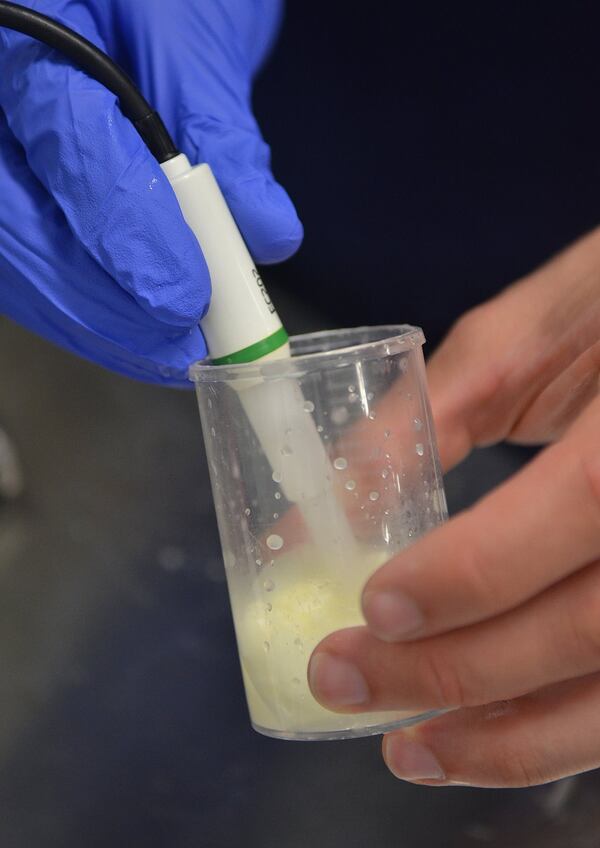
xmin=363 ymin=590 xmax=424 ymax=641
xmin=384 ymin=737 xmax=446 ymax=782
xmin=308 ymin=652 xmax=370 ymax=708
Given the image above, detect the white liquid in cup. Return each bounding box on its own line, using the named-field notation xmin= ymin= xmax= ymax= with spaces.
xmin=231 ymin=543 xmax=413 ymax=738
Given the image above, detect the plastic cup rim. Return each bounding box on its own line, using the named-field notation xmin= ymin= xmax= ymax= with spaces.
xmin=189 ymin=324 xmax=425 ymax=383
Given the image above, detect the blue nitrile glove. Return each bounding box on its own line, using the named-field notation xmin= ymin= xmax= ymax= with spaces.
xmin=0 ymin=0 xmax=302 ymax=387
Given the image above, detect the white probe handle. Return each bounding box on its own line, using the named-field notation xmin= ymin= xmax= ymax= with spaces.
xmin=161 ymin=153 xmax=288 ymax=364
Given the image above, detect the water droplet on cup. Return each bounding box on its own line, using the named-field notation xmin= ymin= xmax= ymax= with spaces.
xmin=345 ymin=479 xmax=356 ymax=491
xmin=263 ymin=578 xmax=275 ymax=591
xmin=244 ymin=508 xmax=251 ymax=516
xmin=347 ymin=385 xmax=356 ymax=393
xmin=303 ymin=400 xmax=315 ymax=413
xmin=266 ymin=602 xmax=272 ymax=612
xmin=367 ymin=391 xmax=374 ymax=401
xmin=416 ymin=443 xmax=424 ymax=456
xmin=368 ymin=411 xmax=377 ymax=420
xmin=333 ymin=457 xmax=348 ymax=471
xmin=369 ymin=491 xmax=380 ymax=501
xmin=331 ymin=406 xmax=349 ymax=425
xmin=381 ymin=469 xmax=389 ymax=479
xmin=272 ymin=470 xmax=282 ymax=483
xmin=266 ymin=534 xmax=284 ymax=551
xmin=274 ymin=491 xmax=281 ymax=500
xmin=316 ymin=424 xmax=324 ymax=433
xmin=255 ymin=558 xmax=262 ymax=566
xmin=384 ymin=429 xmax=391 ymax=439
xmin=413 ymin=417 xmax=423 ymax=431
xmin=281 ymin=444 xmax=293 ymax=456
xmin=263 ymin=641 xmax=270 ymax=652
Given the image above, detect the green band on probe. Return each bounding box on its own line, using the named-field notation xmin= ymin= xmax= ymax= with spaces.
xmin=211 ymin=327 xmax=289 ymax=366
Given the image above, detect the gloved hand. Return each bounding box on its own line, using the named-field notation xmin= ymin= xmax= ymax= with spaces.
xmin=0 ymin=0 xmax=302 ymax=387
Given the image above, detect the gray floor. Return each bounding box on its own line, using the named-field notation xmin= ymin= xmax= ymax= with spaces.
xmin=0 ymin=312 xmax=598 ymax=848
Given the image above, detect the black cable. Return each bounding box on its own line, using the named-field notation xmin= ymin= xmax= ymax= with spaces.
xmin=0 ymin=0 xmax=179 ymax=163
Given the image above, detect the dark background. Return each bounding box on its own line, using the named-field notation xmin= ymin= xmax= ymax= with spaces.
xmin=2 ymin=3 xmax=600 ymax=846
xmin=254 ymin=1 xmax=600 ymax=345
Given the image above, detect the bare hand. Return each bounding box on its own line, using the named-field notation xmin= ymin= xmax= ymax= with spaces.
xmin=308 ymin=228 xmax=600 ymax=787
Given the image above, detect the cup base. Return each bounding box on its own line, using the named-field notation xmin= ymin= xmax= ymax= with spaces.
xmin=251 ymin=709 xmax=443 ymax=742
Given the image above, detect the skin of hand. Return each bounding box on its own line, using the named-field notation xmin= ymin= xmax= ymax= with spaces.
xmin=308 ymin=227 xmax=600 ymax=788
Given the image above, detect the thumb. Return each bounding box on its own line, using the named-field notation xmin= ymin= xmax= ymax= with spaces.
xmin=181 ymin=115 xmax=303 ymax=265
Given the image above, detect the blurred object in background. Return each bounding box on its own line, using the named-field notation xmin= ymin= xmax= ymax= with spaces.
xmin=0 ymin=427 xmax=24 ymax=501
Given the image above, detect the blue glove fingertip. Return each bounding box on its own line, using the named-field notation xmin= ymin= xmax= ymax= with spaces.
xmin=224 ymin=172 xmax=304 ymax=265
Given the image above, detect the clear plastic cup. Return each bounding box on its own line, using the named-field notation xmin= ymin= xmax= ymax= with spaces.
xmin=190 ymin=326 xmax=448 ymax=741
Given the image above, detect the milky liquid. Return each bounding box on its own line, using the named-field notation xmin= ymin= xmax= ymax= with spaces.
xmin=231 ymin=544 xmax=414 ymax=738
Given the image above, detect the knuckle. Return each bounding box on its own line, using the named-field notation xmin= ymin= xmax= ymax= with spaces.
xmin=567 ymin=578 xmax=600 ymax=665
xmin=417 ymin=648 xmax=475 ymax=709
xmin=581 ymin=453 xmax=600 ymax=534
xmin=495 ymin=745 xmax=550 ymax=787
xmin=453 ymin=532 xmax=502 ymax=613
xmin=449 ymin=304 xmax=490 ymax=347
xmin=444 ymin=304 xmax=510 ymax=435
xmin=448 ymin=302 xmax=502 ymax=364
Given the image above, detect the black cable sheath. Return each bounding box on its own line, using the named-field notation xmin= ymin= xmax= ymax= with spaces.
xmin=0 ymin=0 xmax=179 ymax=162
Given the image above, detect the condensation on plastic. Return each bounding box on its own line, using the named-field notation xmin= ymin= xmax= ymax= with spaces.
xmin=191 ymin=326 xmax=448 ymax=740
